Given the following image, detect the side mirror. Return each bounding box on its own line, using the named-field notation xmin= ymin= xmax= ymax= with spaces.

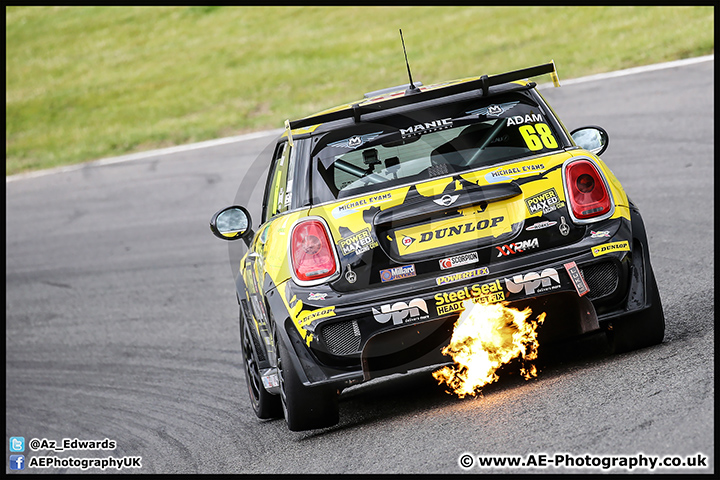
xmin=570 ymin=126 xmax=609 ymax=156
xmin=210 ymin=206 xmax=254 ymax=246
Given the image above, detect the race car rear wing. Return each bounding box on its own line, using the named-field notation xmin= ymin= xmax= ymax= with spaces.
xmin=288 ymin=61 xmax=560 ymax=130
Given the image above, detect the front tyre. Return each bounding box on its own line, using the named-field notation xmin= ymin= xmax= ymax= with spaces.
xmin=275 ymin=333 xmax=339 ymax=431
xmin=240 ymin=314 xmax=282 ymax=419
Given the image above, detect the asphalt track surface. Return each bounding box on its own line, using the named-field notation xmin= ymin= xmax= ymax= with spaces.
xmin=6 ymin=59 xmax=714 ymax=474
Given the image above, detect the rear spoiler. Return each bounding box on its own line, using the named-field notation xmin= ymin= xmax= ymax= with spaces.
xmin=288 ymin=61 xmax=560 ymax=130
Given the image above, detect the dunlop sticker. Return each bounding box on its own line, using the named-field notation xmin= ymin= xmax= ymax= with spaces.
xmin=296 ymin=306 xmax=336 ymax=329
xmin=591 ymin=241 xmax=630 ymax=257
xmin=394 ymin=214 xmax=511 ymax=256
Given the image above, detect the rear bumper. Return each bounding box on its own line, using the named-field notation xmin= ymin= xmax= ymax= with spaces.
xmin=267 ymin=213 xmax=658 ymax=389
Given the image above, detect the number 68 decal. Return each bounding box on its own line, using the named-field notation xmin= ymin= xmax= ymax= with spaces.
xmin=519 ymin=123 xmax=558 ymax=151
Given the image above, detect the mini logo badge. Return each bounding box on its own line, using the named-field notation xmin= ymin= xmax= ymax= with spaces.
xmin=433 ymin=194 xmax=460 ymax=207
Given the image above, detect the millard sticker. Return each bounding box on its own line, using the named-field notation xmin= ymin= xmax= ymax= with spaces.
xmin=591 ymin=241 xmax=630 ymax=257
xmin=564 ymin=261 xmax=589 ymax=297
xmin=380 ymin=264 xmax=417 ymax=283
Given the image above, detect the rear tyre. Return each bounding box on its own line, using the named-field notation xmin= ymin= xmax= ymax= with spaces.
xmin=608 ymin=268 xmax=665 ymax=354
xmin=275 ymin=333 xmax=339 ymax=431
xmin=240 ymin=315 xmax=282 ymax=419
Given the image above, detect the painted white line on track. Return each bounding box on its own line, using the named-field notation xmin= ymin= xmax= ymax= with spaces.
xmin=537 ymin=54 xmax=714 ymax=89
xmin=7 ymin=55 xmax=713 ymax=183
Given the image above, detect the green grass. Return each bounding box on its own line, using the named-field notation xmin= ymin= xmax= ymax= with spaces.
xmin=6 ymin=6 xmax=714 ymax=176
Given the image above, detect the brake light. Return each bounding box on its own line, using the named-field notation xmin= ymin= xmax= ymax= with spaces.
xmin=565 ymin=159 xmax=612 ymax=219
xmin=290 ymin=220 xmax=338 ymax=283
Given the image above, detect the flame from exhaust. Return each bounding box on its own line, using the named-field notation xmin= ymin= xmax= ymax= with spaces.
xmin=433 ymin=300 xmax=546 ymax=398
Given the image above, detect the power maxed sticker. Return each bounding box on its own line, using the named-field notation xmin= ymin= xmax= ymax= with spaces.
xmin=525 ymin=188 xmax=565 ymax=215
xmin=337 ymin=228 xmax=379 ymax=256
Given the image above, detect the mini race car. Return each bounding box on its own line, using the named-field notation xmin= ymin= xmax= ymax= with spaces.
xmin=210 ymin=61 xmax=665 ymax=431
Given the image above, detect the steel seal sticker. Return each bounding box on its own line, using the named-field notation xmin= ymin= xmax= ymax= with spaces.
xmin=337 ymin=228 xmax=379 ymax=256
xmin=564 ymin=261 xmax=589 ymax=297
xmin=525 ymin=187 xmax=565 ymax=215
xmin=380 ymin=264 xmax=416 ymax=283
xmin=435 ymin=279 xmax=505 ymax=315
xmin=436 ymin=267 xmax=489 ymax=286
xmin=592 ymin=240 xmax=630 ymax=257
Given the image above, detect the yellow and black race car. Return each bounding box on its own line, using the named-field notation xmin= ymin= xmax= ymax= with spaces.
xmin=210 ymin=62 xmax=664 ymax=431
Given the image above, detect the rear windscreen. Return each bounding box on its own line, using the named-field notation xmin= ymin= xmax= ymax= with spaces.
xmin=311 ymin=92 xmax=564 ymax=204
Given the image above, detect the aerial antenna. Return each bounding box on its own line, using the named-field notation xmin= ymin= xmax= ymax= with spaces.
xmin=400 ymin=29 xmax=421 ymax=95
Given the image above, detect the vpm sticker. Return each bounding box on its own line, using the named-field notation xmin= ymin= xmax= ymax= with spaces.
xmin=564 ymin=261 xmax=589 ymax=297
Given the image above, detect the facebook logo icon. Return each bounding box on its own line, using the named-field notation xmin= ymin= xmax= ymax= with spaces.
xmin=10 ymin=437 xmax=25 ymax=452
xmin=9 ymin=455 xmax=25 ymax=470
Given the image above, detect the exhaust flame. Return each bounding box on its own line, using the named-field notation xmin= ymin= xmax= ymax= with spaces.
xmin=433 ymin=300 xmax=546 ymax=398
